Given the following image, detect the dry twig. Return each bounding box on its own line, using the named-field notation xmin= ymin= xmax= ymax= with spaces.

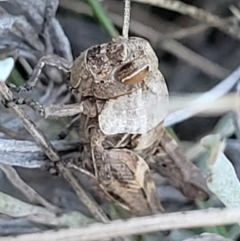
xmin=1 ymin=207 xmax=240 ymax=241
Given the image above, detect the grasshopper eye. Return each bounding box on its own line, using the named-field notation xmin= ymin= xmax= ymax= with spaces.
xmin=115 ymin=62 xmax=149 ymax=85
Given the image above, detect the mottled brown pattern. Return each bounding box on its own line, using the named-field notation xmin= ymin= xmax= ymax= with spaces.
xmin=70 ymin=36 xmax=160 ymax=100
xmin=15 ymin=34 xmax=209 ymax=216
xmin=68 ymin=35 xmax=209 ymax=213
xmin=65 ymin=36 xmax=170 ymax=216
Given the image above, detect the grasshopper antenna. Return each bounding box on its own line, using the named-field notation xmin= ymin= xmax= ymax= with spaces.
xmin=122 ymin=0 xmax=131 ymax=38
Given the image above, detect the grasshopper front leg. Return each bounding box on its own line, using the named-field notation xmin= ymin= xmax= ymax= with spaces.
xmin=7 ymin=54 xmax=72 ymax=92
xmin=88 ymin=126 xmax=164 ymax=216
xmin=2 ymin=98 xmax=97 ymax=119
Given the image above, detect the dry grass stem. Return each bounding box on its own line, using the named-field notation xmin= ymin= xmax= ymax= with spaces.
xmin=2 ymin=207 xmax=240 ymax=241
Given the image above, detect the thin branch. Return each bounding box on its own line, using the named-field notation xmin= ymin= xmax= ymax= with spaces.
xmin=133 ymin=0 xmax=240 ymax=41
xmin=2 ymin=207 xmax=240 ymax=241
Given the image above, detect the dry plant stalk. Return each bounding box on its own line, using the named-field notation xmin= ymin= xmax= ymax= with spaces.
xmin=1 ymin=207 xmax=240 ymax=241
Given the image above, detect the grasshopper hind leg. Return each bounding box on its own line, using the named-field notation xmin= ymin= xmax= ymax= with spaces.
xmin=89 ymin=127 xmax=164 ymax=216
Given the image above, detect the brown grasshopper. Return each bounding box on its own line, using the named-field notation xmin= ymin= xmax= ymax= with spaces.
xmin=6 ymin=0 xmax=209 ymax=216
